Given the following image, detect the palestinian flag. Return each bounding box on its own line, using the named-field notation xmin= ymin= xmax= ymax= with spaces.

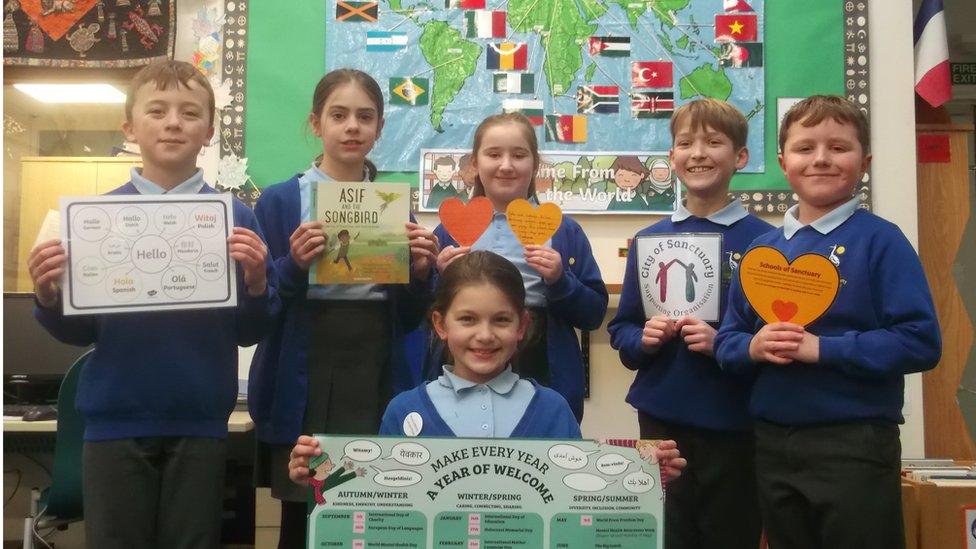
xmin=545 ymin=114 xmax=587 ymax=143
xmin=576 ymin=85 xmax=619 ymax=114
xmin=715 ymin=14 xmax=758 ymax=42
xmin=389 ymin=77 xmax=429 ymax=106
xmin=502 ymin=99 xmax=543 ymax=126
xmin=631 ymin=91 xmax=674 ymax=119
xmin=493 ymin=72 xmax=535 ymax=94
xmin=465 ymin=10 xmax=506 ymax=39
xmin=335 ymin=1 xmax=378 ymax=22
xmin=588 ymin=36 xmax=630 ymax=57
xmin=486 ymin=42 xmax=527 ymax=70
xmin=719 ymin=42 xmax=763 ymax=67
xmin=446 ymin=0 xmax=485 ymax=8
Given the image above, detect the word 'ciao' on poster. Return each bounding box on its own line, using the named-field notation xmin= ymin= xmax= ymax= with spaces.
xmin=306 ymin=436 xmax=664 ymax=548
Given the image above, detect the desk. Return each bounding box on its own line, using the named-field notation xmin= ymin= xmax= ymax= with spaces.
xmin=2 ymin=410 xmax=255 ymax=434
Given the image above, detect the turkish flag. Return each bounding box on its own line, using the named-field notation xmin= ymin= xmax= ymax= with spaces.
xmin=715 ymin=14 xmax=758 ymax=41
xmin=631 ymin=61 xmax=673 ymax=88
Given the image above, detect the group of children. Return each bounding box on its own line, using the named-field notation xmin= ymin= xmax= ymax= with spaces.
xmin=26 ymin=58 xmax=941 ymax=549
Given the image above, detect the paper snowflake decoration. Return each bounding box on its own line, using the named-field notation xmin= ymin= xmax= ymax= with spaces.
xmin=217 ymin=153 xmax=251 ymax=190
xmin=210 ymin=76 xmax=234 ymax=111
xmin=192 ymin=7 xmax=223 ymax=40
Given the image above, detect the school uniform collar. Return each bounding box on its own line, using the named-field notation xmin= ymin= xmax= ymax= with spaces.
xmin=492 ymin=195 xmax=539 ymax=215
xmin=671 ymin=197 xmax=748 ymax=226
xmin=302 ymin=161 xmax=369 ymax=183
xmin=438 ymin=365 xmax=520 ymax=396
xmin=130 ymin=167 xmax=205 ymax=195
xmin=782 ymin=196 xmax=859 ymax=239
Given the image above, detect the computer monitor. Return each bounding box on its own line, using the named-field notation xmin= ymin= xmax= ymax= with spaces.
xmin=3 ymin=292 xmax=92 ymax=404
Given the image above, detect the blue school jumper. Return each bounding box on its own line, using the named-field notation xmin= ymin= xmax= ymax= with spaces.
xmin=608 ymin=201 xmax=773 ymax=431
xmin=34 ymin=181 xmax=280 ymax=441
xmin=247 ymin=174 xmax=431 ymax=445
xmin=379 ymin=379 xmax=581 ymax=438
xmin=715 ymin=204 xmax=942 ymax=425
xmin=431 ymin=215 xmax=609 ymax=421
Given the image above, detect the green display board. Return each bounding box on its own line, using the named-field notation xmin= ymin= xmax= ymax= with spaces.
xmin=246 ymin=1 xmax=850 ymax=210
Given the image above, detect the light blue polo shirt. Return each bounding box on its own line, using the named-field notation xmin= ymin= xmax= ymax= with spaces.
xmin=425 ymin=365 xmax=535 ymax=437
xmin=671 ymin=197 xmax=750 ymax=226
xmin=299 ymin=163 xmax=386 ymax=301
xmin=130 ymin=167 xmax=205 ymax=195
xmin=471 ymin=207 xmax=549 ymax=307
xmin=782 ymin=197 xmax=860 ymax=239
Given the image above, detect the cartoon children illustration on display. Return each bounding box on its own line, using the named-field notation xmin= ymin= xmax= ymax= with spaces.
xmin=607 ymin=155 xmax=651 ymax=211
xmin=426 ymin=155 xmax=462 ymax=209
xmin=458 ymin=154 xmax=478 ymax=201
xmin=307 ymin=452 xmax=365 ymax=505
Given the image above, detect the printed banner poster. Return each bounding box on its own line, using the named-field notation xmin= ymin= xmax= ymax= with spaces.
xmin=59 ymin=194 xmax=237 ymax=315
xmin=419 ymin=149 xmax=679 ymax=214
xmin=635 ymin=233 xmax=722 ymax=322
xmin=306 ymin=435 xmax=664 ymax=548
xmin=310 ymin=182 xmax=410 ymax=285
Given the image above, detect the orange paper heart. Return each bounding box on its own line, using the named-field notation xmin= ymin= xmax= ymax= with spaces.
xmin=738 ymin=246 xmax=840 ymax=327
xmin=505 ymin=199 xmax=562 ymax=246
xmin=439 ymin=197 xmax=493 ymax=247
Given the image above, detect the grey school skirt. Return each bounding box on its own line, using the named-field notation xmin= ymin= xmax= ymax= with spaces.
xmin=255 ymin=300 xmax=392 ymax=501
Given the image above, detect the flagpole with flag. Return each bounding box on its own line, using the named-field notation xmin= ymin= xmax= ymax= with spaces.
xmin=913 ymin=0 xmax=952 ymax=108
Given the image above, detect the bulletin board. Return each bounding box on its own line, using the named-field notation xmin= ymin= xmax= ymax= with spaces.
xmin=243 ymin=0 xmax=869 ymax=215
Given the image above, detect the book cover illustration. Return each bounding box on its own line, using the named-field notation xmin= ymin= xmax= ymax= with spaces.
xmin=310 ymin=181 xmax=410 ymax=285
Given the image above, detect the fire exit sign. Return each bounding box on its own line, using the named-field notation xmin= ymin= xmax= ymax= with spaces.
xmin=951 ymin=63 xmax=976 ymax=85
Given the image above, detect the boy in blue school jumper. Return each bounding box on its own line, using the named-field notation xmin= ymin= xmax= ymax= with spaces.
xmin=715 ymin=95 xmax=942 ymax=549
xmin=27 ymin=60 xmax=280 ymax=549
xmin=607 ymin=98 xmax=771 ymax=549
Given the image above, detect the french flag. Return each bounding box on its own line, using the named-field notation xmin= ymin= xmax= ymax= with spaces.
xmin=913 ymin=0 xmax=952 ymax=107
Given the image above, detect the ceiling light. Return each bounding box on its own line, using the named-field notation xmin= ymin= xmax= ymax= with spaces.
xmin=13 ymin=83 xmax=126 ymax=104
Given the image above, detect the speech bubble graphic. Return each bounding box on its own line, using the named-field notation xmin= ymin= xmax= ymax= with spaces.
xmin=372 ymin=467 xmax=423 ymax=488
xmin=387 ymin=442 xmax=430 ymax=466
xmin=548 ymin=444 xmax=597 ymax=471
xmin=622 ymin=469 xmax=655 ymax=494
xmin=343 ymin=439 xmax=382 ymax=463
xmin=596 ymin=453 xmax=633 ymax=476
xmin=563 ymin=473 xmax=613 ymax=492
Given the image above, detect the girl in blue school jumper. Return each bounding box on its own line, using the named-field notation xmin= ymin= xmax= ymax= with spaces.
xmin=288 ymin=251 xmax=686 ymax=478
xmin=247 ymin=69 xmax=439 ymax=549
xmin=430 ymin=113 xmax=608 ymax=422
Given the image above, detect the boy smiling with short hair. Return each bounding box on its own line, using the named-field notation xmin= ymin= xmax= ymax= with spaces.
xmin=715 ymin=95 xmax=942 ymax=548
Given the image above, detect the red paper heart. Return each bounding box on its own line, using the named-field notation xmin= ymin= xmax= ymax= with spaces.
xmin=772 ymin=300 xmax=799 ymax=322
xmin=21 ymin=0 xmax=98 ymax=42
xmin=439 ymin=197 xmax=493 ymax=247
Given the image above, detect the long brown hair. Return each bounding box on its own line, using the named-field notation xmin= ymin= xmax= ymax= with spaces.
xmin=470 ymin=113 xmax=539 ymax=202
xmin=309 ymin=69 xmax=383 ymax=180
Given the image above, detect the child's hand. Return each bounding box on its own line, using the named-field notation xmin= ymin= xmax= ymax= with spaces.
xmin=28 ymin=238 xmax=67 ymax=308
xmin=288 ymin=221 xmax=326 ymax=270
xmin=654 ymin=440 xmax=687 ymax=483
xmin=674 ymin=316 xmax=717 ymax=356
xmin=288 ymin=435 xmax=322 ymax=485
xmin=525 ymin=245 xmax=563 ymax=284
xmin=641 ymin=315 xmax=677 ymax=352
xmin=778 ymin=330 xmax=820 ymax=364
xmin=228 ymin=227 xmax=269 ymax=296
xmin=436 ymin=245 xmax=470 ymax=273
xmin=405 ymin=222 xmax=439 ymax=281
xmin=748 ymin=322 xmax=804 ymax=364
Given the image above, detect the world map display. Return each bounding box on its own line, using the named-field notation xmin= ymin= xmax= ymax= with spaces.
xmin=326 ymin=0 xmax=765 ymax=173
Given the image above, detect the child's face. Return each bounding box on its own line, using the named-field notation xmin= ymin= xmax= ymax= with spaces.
xmin=310 ymin=82 xmax=383 ymax=170
xmin=339 ymin=233 xmax=350 ymax=244
xmin=433 ymin=163 xmax=455 ymax=183
xmin=123 ymin=80 xmax=214 ymax=174
xmin=432 ymin=283 xmax=528 ymax=385
xmin=614 ymin=169 xmax=643 ymax=190
xmin=778 ymin=117 xmax=871 ymax=217
xmin=669 ymin=122 xmax=747 ymax=199
xmin=474 ymin=123 xmax=535 ymax=209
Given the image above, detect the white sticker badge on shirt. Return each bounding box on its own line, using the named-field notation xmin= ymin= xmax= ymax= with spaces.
xmin=403 ymin=412 xmax=423 ymax=437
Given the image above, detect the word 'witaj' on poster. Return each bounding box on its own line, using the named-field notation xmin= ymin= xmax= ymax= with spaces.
xmin=306 ymin=435 xmax=664 ymax=548
xmin=60 ymin=194 xmax=236 ymax=315
xmin=419 ymin=149 xmax=680 ymax=215
xmin=636 ymin=233 xmax=722 ymax=322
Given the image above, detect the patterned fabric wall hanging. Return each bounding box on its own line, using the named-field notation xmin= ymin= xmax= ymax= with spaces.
xmin=3 ymin=0 xmax=175 ymax=68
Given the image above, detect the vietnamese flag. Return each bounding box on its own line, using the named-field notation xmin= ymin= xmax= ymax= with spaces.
xmin=631 ymin=61 xmax=673 ymax=88
xmin=715 ymin=14 xmax=757 ymax=41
